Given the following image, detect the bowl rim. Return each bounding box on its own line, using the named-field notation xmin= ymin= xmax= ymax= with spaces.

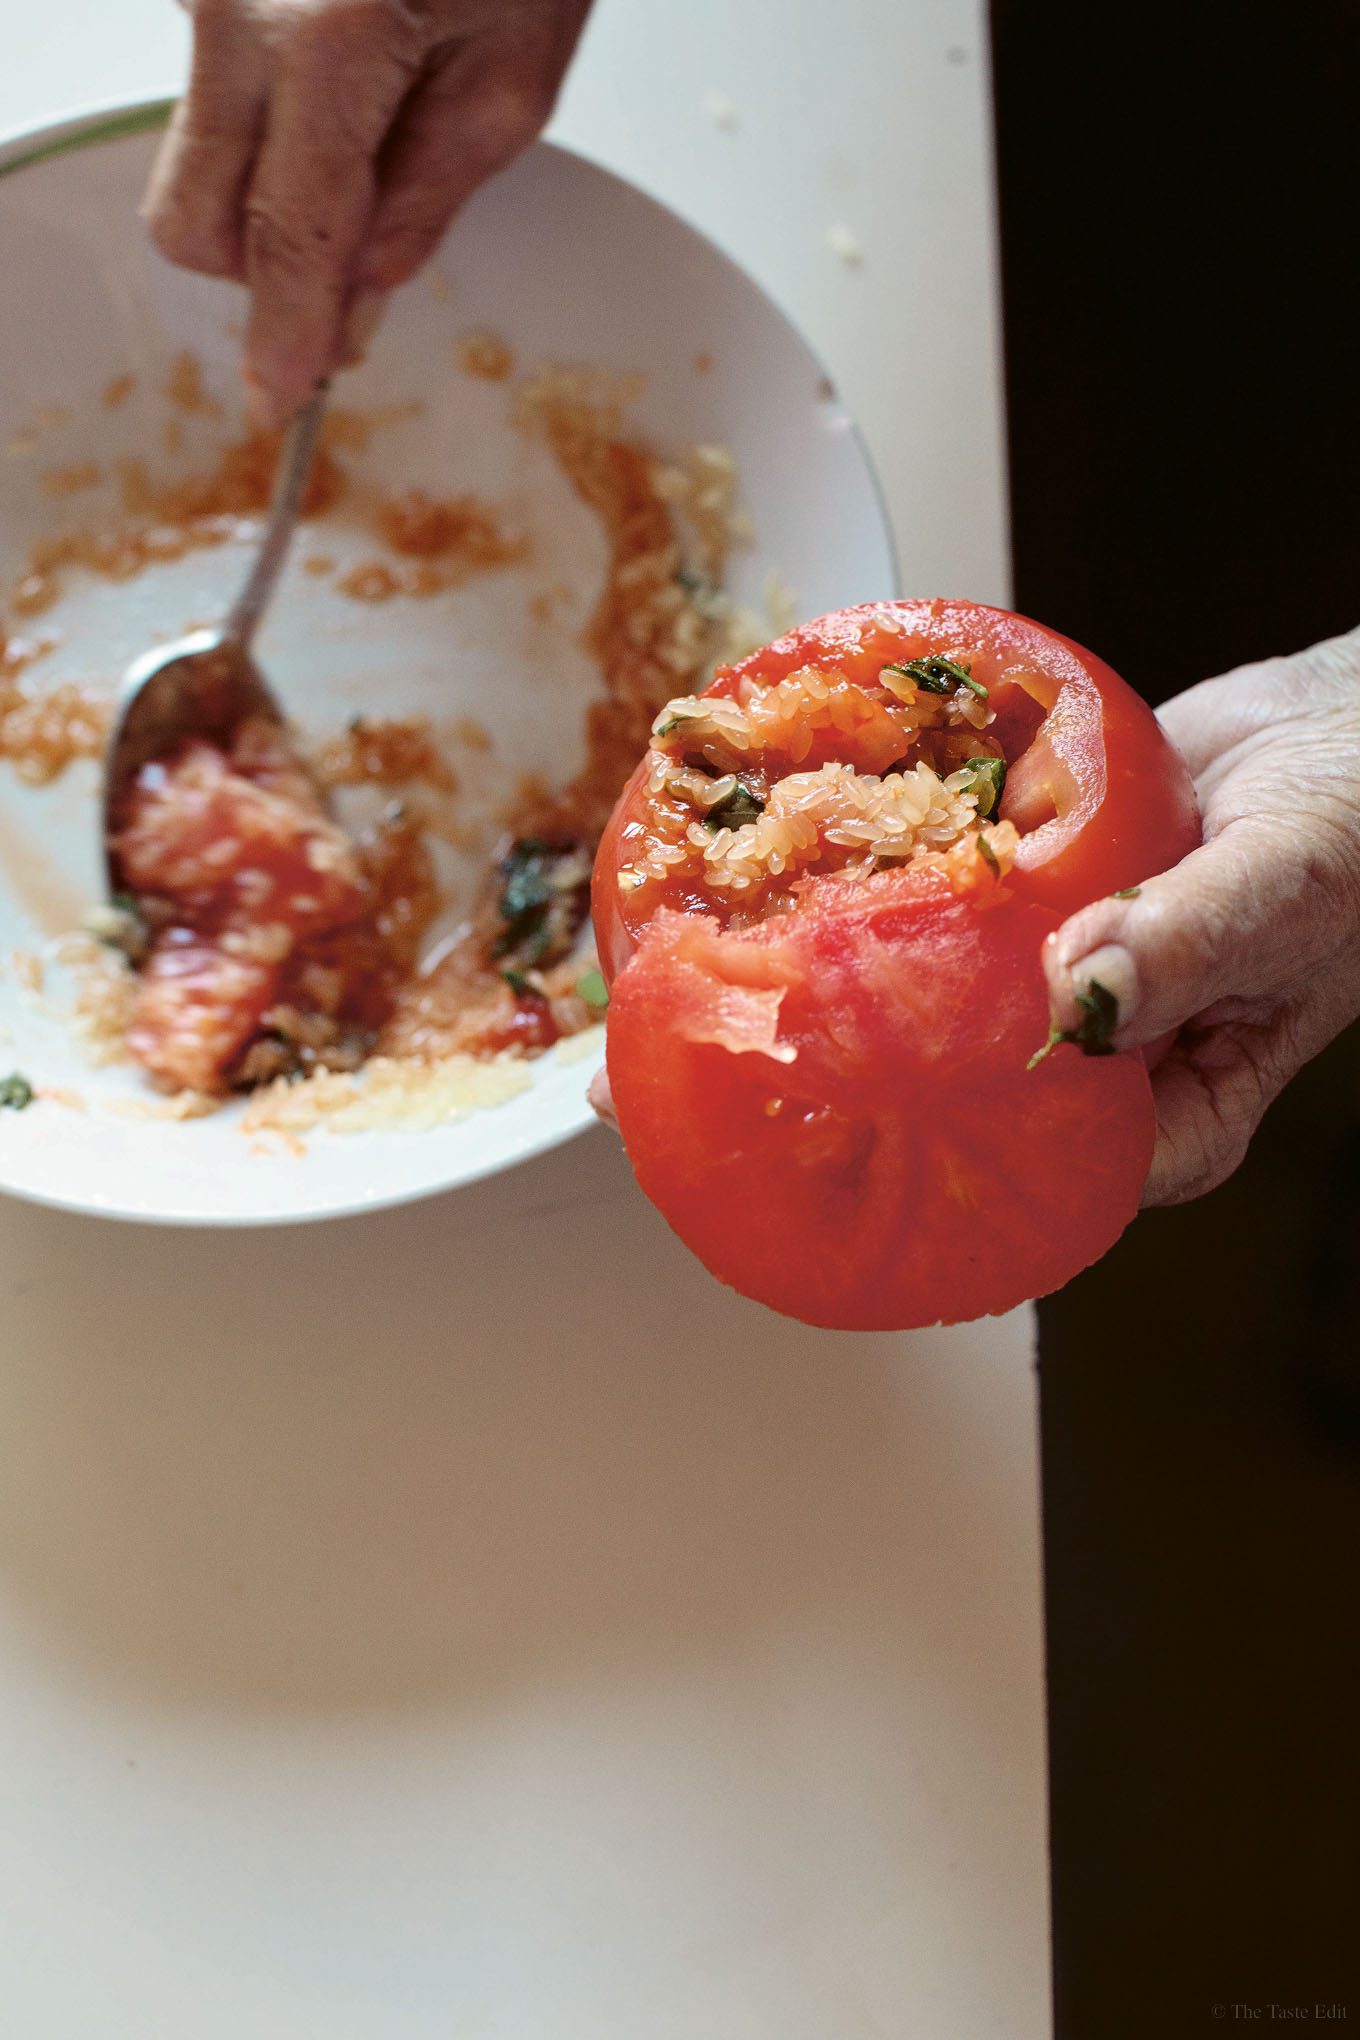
xmin=0 ymin=95 xmax=901 ymax=1229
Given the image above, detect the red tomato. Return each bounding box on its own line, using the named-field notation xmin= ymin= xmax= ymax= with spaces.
xmin=606 ymin=872 xmax=1155 ymax=1329
xmin=594 ymin=599 xmax=1200 ymax=1329
xmin=115 ymin=725 xmax=367 ymax=1092
xmin=591 ymin=598 xmax=1199 ymax=975
xmin=126 ymin=936 xmax=280 ymax=1095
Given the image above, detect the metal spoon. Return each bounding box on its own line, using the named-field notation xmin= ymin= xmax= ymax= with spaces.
xmin=102 ymin=388 xmax=328 ymax=895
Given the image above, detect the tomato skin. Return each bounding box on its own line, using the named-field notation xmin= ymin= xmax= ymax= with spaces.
xmin=606 ymin=871 xmax=1155 ymax=1330
xmin=591 ymin=599 xmax=1200 ymax=978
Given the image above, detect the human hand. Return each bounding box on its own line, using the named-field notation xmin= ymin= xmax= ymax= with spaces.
xmin=143 ymin=0 xmax=593 ymax=425
xmin=1043 ymin=627 xmax=1360 ymax=1206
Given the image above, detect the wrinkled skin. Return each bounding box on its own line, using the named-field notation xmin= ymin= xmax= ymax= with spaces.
xmin=594 ymin=627 xmax=1360 ymax=1214
xmin=1042 ymin=626 xmax=1360 ymax=1206
xmin=144 ymin=0 xmax=593 ymax=423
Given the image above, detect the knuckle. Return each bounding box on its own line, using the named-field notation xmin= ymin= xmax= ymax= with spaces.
xmin=245 ymin=199 xmax=345 ymax=287
xmin=466 ymin=77 xmax=556 ymax=164
xmin=272 ymin=0 xmax=421 ymax=65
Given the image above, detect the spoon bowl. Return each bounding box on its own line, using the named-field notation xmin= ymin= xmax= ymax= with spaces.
xmin=101 ymin=632 xmax=286 ymax=893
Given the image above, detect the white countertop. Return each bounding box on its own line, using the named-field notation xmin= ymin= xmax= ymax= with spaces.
xmin=0 ymin=5 xmax=1046 ymax=2036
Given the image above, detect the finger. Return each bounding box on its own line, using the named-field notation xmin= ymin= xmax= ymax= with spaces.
xmin=142 ymin=0 xmax=266 ymax=279
xmin=1157 ymin=629 xmax=1360 ymax=781
xmin=1139 ymin=1021 xmax=1279 ymax=1207
xmin=1040 ymin=816 xmax=1319 ymax=1049
xmin=241 ymin=5 xmax=422 ymax=421
xmin=588 ymin=1065 xmax=618 ymax=1132
xmin=337 ymin=286 xmax=389 ymax=368
xmin=354 ymin=16 xmax=586 ymax=291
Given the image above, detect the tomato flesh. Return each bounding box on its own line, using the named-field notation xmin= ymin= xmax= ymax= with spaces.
xmin=607 ymin=872 xmax=1155 ymax=1329
xmin=116 ymin=725 xmax=367 ymax=1092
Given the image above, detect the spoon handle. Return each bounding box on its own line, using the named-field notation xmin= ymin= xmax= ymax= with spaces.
xmin=222 ymin=386 xmax=328 ymax=651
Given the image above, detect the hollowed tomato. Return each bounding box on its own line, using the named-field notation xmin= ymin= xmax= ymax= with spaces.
xmin=594 ymin=599 xmax=1200 ymax=1330
xmin=593 ymin=598 xmax=1199 ymax=973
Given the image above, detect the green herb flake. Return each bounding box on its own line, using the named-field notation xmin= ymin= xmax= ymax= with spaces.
xmin=0 ymin=1072 xmax=35 ymax=1111
xmin=84 ymin=893 xmax=152 ymax=965
xmin=977 ymin=830 xmax=1000 ymax=876
xmin=1113 ymin=885 xmax=1142 ymax=900
xmin=703 ymin=780 xmax=765 ymax=832
xmin=577 ymin=967 xmax=610 ymax=1011
xmin=493 ymin=837 xmax=591 ymax=970
xmin=498 ymin=839 xmax=553 ymax=921
xmin=500 ymin=968 xmax=535 ymax=997
xmin=964 ymin=755 xmax=1007 ymax=818
xmin=653 ymin=702 xmax=701 ymax=741
xmin=1027 ymin=978 xmax=1120 ymax=1070
xmin=883 ymin=654 xmax=988 ymax=701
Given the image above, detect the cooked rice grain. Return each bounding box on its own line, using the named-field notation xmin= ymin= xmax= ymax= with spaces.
xmin=239 ymin=1052 xmax=532 ymax=1135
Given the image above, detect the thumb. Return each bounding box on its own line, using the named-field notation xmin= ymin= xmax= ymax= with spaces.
xmin=1041 ymin=819 xmax=1309 ymax=1048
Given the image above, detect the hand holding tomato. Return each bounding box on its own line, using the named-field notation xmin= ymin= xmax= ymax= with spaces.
xmin=1044 ymin=626 xmax=1360 ymax=1207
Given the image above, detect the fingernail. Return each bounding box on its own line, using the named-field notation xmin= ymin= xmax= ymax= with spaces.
xmin=338 ymin=288 xmax=388 ymax=368
xmin=1056 ymin=942 xmax=1138 ymax=1035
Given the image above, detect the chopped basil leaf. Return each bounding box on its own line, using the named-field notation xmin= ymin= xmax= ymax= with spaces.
xmin=493 ymin=837 xmax=590 ymax=970
xmin=1027 ymin=978 xmax=1120 ymax=1069
xmin=883 ymin=654 xmax=988 ymax=701
xmin=977 ymin=830 xmax=1000 ymax=875
xmin=964 ymin=755 xmax=1007 ymax=818
xmin=653 ymin=702 xmax=701 ymax=741
xmin=703 ymin=780 xmax=764 ymax=832
xmin=1113 ymin=885 xmax=1142 ymax=900
xmin=500 ymin=968 xmax=535 ymax=997
xmin=84 ymin=893 xmax=151 ymax=964
xmin=498 ymin=838 xmax=554 ymax=922
xmin=577 ymin=967 xmax=610 ymax=1011
xmin=1074 ymin=981 xmax=1120 ymax=1050
xmin=0 ymin=1072 xmax=35 ymax=1111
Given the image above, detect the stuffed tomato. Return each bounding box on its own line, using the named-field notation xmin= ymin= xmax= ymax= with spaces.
xmin=593 ymin=598 xmax=1200 ymax=1331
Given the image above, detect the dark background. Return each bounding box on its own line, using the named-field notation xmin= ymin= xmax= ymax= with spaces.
xmin=990 ymin=3 xmax=1360 ymax=2034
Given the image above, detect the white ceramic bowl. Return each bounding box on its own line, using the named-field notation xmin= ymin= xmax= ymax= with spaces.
xmin=0 ymin=101 xmax=897 ymax=1226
